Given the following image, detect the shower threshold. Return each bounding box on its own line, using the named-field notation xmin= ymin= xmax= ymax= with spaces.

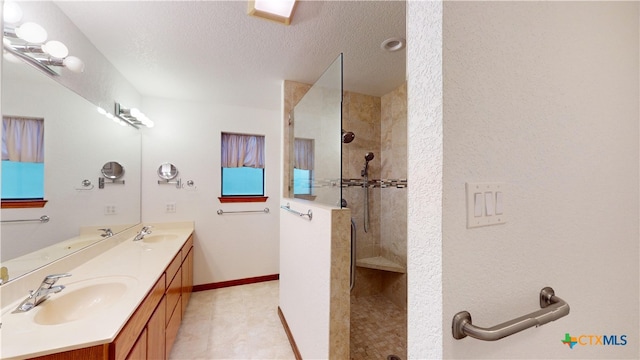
xmin=356 ymin=256 xmax=405 ymax=273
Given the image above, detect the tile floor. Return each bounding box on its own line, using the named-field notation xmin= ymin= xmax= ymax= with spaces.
xmin=169 ymin=280 xmax=295 ymax=360
xmin=350 ymin=294 xmax=407 ymax=360
xmin=170 ymin=280 xmax=406 ymax=360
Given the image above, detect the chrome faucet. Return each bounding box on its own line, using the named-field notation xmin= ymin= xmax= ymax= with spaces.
xmin=13 ymin=273 xmax=71 ymax=313
xmin=133 ymin=226 xmax=152 ymax=241
xmin=99 ymin=228 xmax=114 ymax=237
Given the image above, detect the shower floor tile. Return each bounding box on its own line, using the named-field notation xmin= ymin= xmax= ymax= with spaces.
xmin=351 ymin=293 xmax=407 ymax=360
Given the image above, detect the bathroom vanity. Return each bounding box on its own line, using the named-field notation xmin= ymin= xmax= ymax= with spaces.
xmin=0 ymin=223 xmax=194 ymax=360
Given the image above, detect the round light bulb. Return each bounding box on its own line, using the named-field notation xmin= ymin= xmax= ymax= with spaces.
xmin=42 ymin=40 xmax=69 ymax=58
xmin=145 ymin=120 xmax=155 ymax=128
xmin=62 ymin=56 xmax=85 ymax=73
xmin=105 ymin=113 xmax=115 ymax=120
xmin=130 ymin=108 xmax=142 ymax=118
xmin=96 ymin=106 xmax=107 ymax=115
xmin=3 ymin=2 xmax=23 ymax=24
xmin=15 ymin=22 xmax=48 ymax=44
xmin=119 ymin=120 xmax=127 ymax=127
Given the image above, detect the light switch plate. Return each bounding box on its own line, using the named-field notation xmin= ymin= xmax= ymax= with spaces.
xmin=466 ymin=182 xmax=506 ymax=228
xmin=104 ymin=204 xmax=117 ymax=215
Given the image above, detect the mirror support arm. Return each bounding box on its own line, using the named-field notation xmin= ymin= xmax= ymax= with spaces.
xmin=98 ymin=177 xmax=125 ymax=189
xmin=157 ymin=178 xmax=182 ymax=189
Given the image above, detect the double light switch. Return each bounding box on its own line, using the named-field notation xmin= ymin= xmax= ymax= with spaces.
xmin=466 ymin=182 xmax=506 ymax=228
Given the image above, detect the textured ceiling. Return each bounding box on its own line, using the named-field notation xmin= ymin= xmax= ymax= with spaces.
xmin=54 ymin=1 xmax=406 ymax=110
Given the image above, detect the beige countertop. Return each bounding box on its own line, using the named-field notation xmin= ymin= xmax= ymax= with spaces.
xmin=0 ymin=222 xmax=194 ymax=360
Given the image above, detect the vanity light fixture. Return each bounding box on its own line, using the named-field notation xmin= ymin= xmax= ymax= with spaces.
xmin=115 ymin=102 xmax=155 ymax=129
xmin=248 ymin=0 xmax=296 ymax=25
xmin=96 ymin=106 xmax=126 ymax=127
xmin=2 ymin=1 xmax=84 ymax=76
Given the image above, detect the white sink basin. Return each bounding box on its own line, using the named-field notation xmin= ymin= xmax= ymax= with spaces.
xmin=141 ymin=234 xmax=178 ymax=243
xmin=33 ymin=276 xmax=137 ymax=325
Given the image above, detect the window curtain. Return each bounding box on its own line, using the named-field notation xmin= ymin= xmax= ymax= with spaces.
xmin=294 ymin=138 xmax=314 ymax=170
xmin=221 ymin=133 xmax=265 ymax=168
xmin=2 ymin=116 xmax=44 ymax=163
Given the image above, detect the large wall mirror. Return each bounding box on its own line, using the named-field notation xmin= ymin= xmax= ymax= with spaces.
xmin=0 ymin=58 xmax=142 ymax=283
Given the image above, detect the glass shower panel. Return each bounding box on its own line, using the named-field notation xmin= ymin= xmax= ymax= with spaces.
xmin=291 ymin=54 xmax=343 ymax=207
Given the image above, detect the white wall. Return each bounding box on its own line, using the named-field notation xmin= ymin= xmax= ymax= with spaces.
xmin=406 ymin=1 xmax=443 ymax=358
xmin=440 ymin=2 xmax=638 ymax=359
xmin=279 ymin=200 xmax=333 ymax=359
xmin=140 ymin=97 xmax=281 ymax=285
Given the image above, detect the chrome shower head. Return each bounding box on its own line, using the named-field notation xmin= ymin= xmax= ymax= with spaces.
xmin=361 ymin=152 xmax=375 ymax=177
xmin=342 ymin=130 xmax=355 ymax=144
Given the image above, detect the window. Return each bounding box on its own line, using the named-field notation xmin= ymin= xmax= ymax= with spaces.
xmin=2 ymin=116 xmax=45 ymax=205
xmin=293 ymin=168 xmax=312 ymax=195
xmin=220 ymin=132 xmax=266 ymax=202
xmin=293 ymin=138 xmax=314 ymax=196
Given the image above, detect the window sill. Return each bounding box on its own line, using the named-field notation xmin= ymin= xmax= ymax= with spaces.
xmin=218 ymin=196 xmax=268 ymax=203
xmin=294 ymin=194 xmax=317 ymax=201
xmin=1 ymin=199 xmax=48 ymax=209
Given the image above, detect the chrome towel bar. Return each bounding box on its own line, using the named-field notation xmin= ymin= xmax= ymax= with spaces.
xmin=1 ymin=215 xmax=50 ymax=223
xmin=216 ymin=208 xmax=269 ymax=215
xmin=452 ymin=287 xmax=569 ymax=341
xmin=280 ymin=203 xmax=313 ymax=221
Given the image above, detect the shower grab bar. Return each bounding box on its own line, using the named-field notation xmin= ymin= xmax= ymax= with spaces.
xmin=216 ymin=208 xmax=270 ymax=215
xmin=350 ymin=218 xmax=356 ymax=291
xmin=452 ymin=287 xmax=569 ymax=341
xmin=1 ymin=215 xmax=50 ymax=224
xmin=280 ymin=203 xmax=313 ymax=221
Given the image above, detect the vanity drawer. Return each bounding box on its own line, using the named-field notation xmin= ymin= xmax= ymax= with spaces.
xmin=165 ymin=267 xmax=181 ymax=326
xmin=181 ymin=247 xmax=194 ymax=315
xmin=165 ymin=252 xmax=181 ymax=286
xmin=181 ymin=235 xmax=193 ymax=261
xmin=165 ymin=297 xmax=182 ymax=357
xmin=111 ymin=273 xmax=165 ymax=360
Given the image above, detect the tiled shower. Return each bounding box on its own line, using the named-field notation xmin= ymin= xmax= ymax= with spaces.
xmin=283 ymin=78 xmax=407 ymax=359
xmin=342 ymin=83 xmax=407 ymax=360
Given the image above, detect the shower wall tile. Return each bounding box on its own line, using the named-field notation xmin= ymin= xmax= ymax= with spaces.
xmin=380 ymin=188 xmax=407 ymax=265
xmin=343 ymin=91 xmax=381 ymax=180
xmin=380 ymin=94 xmax=393 ymax=179
xmin=382 ymin=273 xmax=407 ymax=311
xmin=351 ymin=268 xmax=383 ymax=297
xmin=330 ymin=209 xmax=351 ymax=360
xmin=381 ymin=82 xmax=408 ymax=180
xmin=391 ymin=82 xmax=407 ymax=125
xmin=379 ymin=83 xmax=407 ymax=311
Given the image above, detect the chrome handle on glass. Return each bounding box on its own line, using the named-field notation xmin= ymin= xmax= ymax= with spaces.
xmin=452 ymin=287 xmax=569 ymax=341
xmin=350 ymin=218 xmax=356 ymax=292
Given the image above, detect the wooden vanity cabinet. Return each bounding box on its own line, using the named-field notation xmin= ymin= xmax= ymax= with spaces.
xmin=114 ymin=273 xmax=165 ymax=360
xmin=125 ymin=328 xmax=147 ymax=360
xmin=146 ymin=297 xmax=166 ymax=360
xmin=181 ymin=237 xmax=194 ymax=315
xmin=29 ymin=235 xmax=194 ymax=360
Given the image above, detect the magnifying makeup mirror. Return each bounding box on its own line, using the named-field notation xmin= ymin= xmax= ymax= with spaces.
xmin=157 ymin=162 xmax=178 ymax=180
